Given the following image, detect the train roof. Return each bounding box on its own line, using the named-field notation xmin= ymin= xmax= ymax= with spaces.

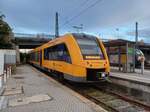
xmin=29 ymin=33 xmax=101 ymax=53
xmin=29 ymin=33 xmax=71 ymax=53
xmin=72 ymin=33 xmax=98 ymax=39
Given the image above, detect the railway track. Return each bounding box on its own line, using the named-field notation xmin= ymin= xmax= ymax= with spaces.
xmin=94 ymin=84 xmax=150 ymax=110
xmin=72 ymin=85 xmax=150 ymax=112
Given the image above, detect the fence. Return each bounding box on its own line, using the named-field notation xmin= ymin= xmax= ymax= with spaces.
xmin=0 ymin=66 xmax=12 ymax=90
xmin=0 ymin=50 xmax=16 ymax=92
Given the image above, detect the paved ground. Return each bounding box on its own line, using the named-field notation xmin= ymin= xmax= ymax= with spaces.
xmin=110 ymin=67 xmax=150 ymax=84
xmin=0 ymin=65 xmax=107 ymax=112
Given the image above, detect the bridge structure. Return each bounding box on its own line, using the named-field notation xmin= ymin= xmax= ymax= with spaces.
xmin=13 ymin=33 xmax=113 ymax=49
xmin=13 ymin=33 xmax=54 ymax=49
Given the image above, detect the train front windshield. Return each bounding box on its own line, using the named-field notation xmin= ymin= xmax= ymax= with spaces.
xmin=136 ymin=49 xmax=144 ymax=56
xmin=73 ymin=34 xmax=104 ymax=59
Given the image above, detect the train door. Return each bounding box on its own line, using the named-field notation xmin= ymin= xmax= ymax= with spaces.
xmin=40 ymin=50 xmax=42 ymax=66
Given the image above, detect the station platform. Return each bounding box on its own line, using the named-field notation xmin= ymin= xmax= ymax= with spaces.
xmin=0 ymin=65 xmax=107 ymax=112
xmin=110 ymin=67 xmax=150 ymax=94
xmin=110 ymin=67 xmax=150 ymax=84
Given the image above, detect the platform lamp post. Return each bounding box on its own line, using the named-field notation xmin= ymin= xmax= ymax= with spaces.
xmin=116 ymin=28 xmax=119 ymax=39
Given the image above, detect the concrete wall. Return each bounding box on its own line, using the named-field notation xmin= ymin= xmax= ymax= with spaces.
xmin=0 ymin=52 xmax=4 ymax=75
xmin=0 ymin=50 xmax=16 ymax=65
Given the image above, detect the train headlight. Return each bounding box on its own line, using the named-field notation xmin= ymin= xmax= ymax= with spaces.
xmin=101 ymin=73 xmax=106 ymax=77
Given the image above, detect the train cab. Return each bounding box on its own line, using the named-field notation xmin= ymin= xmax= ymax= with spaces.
xmin=69 ymin=33 xmax=110 ymax=82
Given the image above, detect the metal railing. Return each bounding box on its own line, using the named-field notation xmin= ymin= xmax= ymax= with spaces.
xmin=0 ymin=66 xmax=12 ymax=91
xmin=14 ymin=33 xmax=55 ymax=39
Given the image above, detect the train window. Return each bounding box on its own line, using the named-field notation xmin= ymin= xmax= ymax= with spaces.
xmin=30 ymin=52 xmax=39 ymax=62
xmin=73 ymin=34 xmax=104 ymax=59
xmin=44 ymin=48 xmax=50 ymax=60
xmin=44 ymin=43 xmax=71 ymax=63
xmin=44 ymin=49 xmax=48 ymax=60
xmin=36 ymin=52 xmax=39 ymax=62
xmin=33 ymin=52 xmax=39 ymax=62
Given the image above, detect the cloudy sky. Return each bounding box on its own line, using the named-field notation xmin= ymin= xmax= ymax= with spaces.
xmin=0 ymin=0 xmax=150 ymax=42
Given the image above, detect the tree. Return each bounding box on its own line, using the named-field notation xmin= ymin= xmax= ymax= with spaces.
xmin=0 ymin=13 xmax=13 ymax=49
xmin=0 ymin=13 xmax=5 ymax=20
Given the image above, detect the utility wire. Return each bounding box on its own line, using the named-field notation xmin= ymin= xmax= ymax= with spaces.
xmin=60 ymin=0 xmax=91 ymax=29
xmin=60 ymin=0 xmax=103 ymax=28
xmin=65 ymin=0 xmax=91 ymax=19
xmin=59 ymin=15 xmax=73 ymax=32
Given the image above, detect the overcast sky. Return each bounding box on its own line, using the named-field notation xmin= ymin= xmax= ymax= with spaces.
xmin=1 ymin=0 xmax=150 ymax=42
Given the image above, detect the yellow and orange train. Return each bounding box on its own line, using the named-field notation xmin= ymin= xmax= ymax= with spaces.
xmin=29 ymin=33 xmax=110 ymax=82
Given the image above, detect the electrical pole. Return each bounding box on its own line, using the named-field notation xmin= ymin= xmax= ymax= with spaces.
xmin=133 ymin=22 xmax=138 ymax=72
xmin=55 ymin=12 xmax=59 ymax=38
xmin=135 ymin=22 xmax=144 ymax=74
xmin=135 ymin=22 xmax=138 ymax=48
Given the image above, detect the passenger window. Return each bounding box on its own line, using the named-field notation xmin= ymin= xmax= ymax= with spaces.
xmin=44 ymin=43 xmax=71 ymax=63
xmin=30 ymin=52 xmax=39 ymax=62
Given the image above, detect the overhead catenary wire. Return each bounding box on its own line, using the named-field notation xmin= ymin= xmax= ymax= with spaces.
xmin=64 ymin=0 xmax=91 ymax=19
xmin=60 ymin=0 xmax=103 ymax=29
xmin=59 ymin=0 xmax=91 ymax=29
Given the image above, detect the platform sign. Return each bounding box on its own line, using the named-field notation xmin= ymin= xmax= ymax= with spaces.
xmin=0 ymin=51 xmax=4 ymax=75
xmin=128 ymin=48 xmax=134 ymax=55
